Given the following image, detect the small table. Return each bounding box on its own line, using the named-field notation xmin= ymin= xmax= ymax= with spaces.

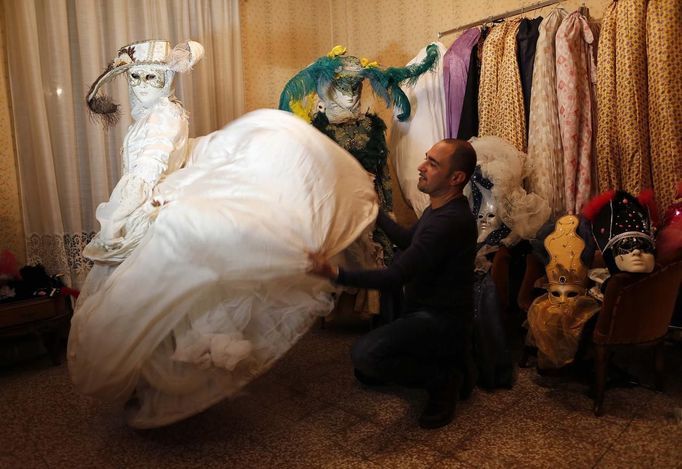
xmin=0 ymin=295 xmax=72 ymax=365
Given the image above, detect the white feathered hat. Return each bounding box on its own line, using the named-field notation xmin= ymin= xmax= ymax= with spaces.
xmin=86 ymin=39 xmax=204 ymax=125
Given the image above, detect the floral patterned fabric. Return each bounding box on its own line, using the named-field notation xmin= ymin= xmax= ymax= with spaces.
xmin=527 ymin=8 xmax=568 ymax=219
xmin=556 ymin=11 xmax=596 ymax=214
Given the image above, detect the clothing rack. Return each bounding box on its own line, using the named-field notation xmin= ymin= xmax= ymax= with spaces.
xmin=437 ymin=0 xmax=566 ymax=39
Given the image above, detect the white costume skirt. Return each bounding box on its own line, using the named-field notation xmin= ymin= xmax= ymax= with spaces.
xmin=68 ymin=110 xmax=378 ymax=428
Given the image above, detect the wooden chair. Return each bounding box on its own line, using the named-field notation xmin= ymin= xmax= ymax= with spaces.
xmin=592 ymin=259 xmax=682 ymax=416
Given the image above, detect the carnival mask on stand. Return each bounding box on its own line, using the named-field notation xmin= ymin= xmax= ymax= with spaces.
xmin=470 ymin=167 xmax=508 ymax=245
xmin=278 ymin=44 xmax=440 ymax=124
xmin=526 ymin=214 xmax=601 ymax=370
xmin=583 ymin=190 xmax=657 ymax=274
xmin=544 ymin=215 xmax=589 ymax=306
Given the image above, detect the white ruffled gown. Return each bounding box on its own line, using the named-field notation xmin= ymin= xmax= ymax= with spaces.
xmin=68 ymin=109 xmax=378 ymax=428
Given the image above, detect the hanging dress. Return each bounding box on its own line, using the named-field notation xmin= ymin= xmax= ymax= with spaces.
xmin=597 ymin=0 xmax=653 ymax=196
xmin=596 ymin=2 xmax=620 ymax=193
xmin=616 ymin=0 xmax=652 ymax=197
xmin=516 ymin=16 xmax=544 ymax=135
xmin=391 ymin=43 xmax=447 ymax=217
xmin=458 ymin=30 xmax=486 ymax=140
xmin=556 ymin=11 xmax=597 ymax=214
xmin=647 ymin=0 xmax=682 ymax=214
xmin=527 ymin=8 xmax=568 ymax=218
xmin=479 ymin=20 xmax=526 ymax=152
xmin=443 ymin=28 xmax=481 ymax=139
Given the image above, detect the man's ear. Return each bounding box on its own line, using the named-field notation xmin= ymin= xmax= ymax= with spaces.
xmin=450 ymin=171 xmax=466 ymax=187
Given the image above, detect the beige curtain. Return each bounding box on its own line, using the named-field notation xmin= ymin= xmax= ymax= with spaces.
xmin=3 ymin=0 xmax=244 ymax=287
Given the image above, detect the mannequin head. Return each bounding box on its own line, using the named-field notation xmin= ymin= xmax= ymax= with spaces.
xmin=612 ymin=236 xmax=655 ymax=273
xmin=86 ymin=39 xmax=204 ymax=126
xmin=585 ymin=190 xmax=657 ymax=274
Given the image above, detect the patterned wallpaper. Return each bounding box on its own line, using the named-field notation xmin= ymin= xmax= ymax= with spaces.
xmin=0 ymin=15 xmax=25 ymax=264
xmin=240 ymin=0 xmax=333 ymax=112
xmin=241 ymin=0 xmax=609 ymax=112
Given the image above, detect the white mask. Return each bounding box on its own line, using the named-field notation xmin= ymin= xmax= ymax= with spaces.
xmin=476 ymin=188 xmax=501 ymax=243
xmin=127 ymin=65 xmax=169 ymax=107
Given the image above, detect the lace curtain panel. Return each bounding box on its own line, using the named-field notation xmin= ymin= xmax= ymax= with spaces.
xmin=3 ymin=0 xmax=244 ymax=287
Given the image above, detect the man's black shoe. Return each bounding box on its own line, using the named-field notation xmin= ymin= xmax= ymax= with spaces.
xmin=354 ymin=368 xmax=387 ymax=386
xmin=418 ymin=372 xmax=461 ymax=429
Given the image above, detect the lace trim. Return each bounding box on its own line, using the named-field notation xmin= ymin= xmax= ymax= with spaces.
xmin=26 ymin=232 xmax=96 ymax=288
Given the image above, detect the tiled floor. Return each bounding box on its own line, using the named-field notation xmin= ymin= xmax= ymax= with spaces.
xmin=2 ymin=321 xmax=681 ymax=468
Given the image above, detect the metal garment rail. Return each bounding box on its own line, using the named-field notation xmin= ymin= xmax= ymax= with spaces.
xmin=437 ymin=0 xmax=566 ymax=38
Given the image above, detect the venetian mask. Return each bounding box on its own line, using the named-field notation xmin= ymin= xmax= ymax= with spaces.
xmin=612 ymin=236 xmax=655 ymax=273
xmin=548 ymin=283 xmax=584 ymax=305
xmin=476 ymin=186 xmax=501 ymax=243
xmin=127 ymin=65 xmax=170 ymax=107
xmin=316 ymin=57 xmax=364 ymax=123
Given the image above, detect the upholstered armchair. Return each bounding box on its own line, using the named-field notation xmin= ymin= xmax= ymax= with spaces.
xmin=592 ymin=259 xmax=682 ymax=416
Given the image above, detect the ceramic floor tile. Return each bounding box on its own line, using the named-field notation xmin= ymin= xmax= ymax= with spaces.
xmin=453 ymin=401 xmax=606 ymax=468
xmin=401 ymin=398 xmax=509 ymax=456
xmin=595 ymin=417 xmax=682 ymax=468
xmin=368 ymin=438 xmax=445 ymax=468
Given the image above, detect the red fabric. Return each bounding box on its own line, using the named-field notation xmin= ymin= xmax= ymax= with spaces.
xmin=583 ymin=190 xmax=616 ymax=221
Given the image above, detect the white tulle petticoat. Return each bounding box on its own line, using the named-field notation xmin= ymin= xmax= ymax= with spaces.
xmin=68 ymin=110 xmax=378 ymax=428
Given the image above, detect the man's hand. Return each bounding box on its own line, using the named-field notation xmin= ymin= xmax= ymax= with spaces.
xmin=306 ymin=251 xmax=339 ymax=281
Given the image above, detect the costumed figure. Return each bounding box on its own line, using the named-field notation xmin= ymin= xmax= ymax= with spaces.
xmin=583 ymin=190 xmax=657 ymax=277
xmin=467 ymin=136 xmax=551 ymax=273
xmin=526 ymin=215 xmax=601 ymax=370
xmin=466 ymin=136 xmax=551 ymax=387
xmin=83 ymin=39 xmax=203 ymax=267
xmin=69 ymin=40 xmax=379 ymax=428
xmin=279 ymin=44 xmax=440 ymax=267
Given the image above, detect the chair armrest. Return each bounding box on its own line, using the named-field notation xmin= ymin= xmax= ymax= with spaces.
xmin=594 ymin=260 xmax=682 ymax=345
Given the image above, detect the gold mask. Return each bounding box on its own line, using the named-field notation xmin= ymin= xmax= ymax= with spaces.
xmin=544 ymin=215 xmax=588 ymax=305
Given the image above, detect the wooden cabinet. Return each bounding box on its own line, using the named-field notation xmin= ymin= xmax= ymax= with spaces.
xmin=0 ymin=295 xmax=72 ymax=365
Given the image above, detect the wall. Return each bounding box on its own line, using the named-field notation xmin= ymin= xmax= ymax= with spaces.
xmin=241 ymin=0 xmax=610 ymax=111
xmin=0 ymin=9 xmax=25 ymax=263
xmin=240 ymin=0 xmax=333 ymax=111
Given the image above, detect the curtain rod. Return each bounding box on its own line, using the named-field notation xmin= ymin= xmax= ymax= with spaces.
xmin=437 ymin=0 xmax=566 ymax=39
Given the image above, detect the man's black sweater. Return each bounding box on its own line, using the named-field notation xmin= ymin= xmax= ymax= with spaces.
xmin=336 ymin=196 xmax=477 ymax=319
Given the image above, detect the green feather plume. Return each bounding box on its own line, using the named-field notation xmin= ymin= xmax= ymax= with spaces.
xmin=278 ymin=56 xmax=342 ymax=112
xmin=362 ymin=43 xmax=440 ymax=121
